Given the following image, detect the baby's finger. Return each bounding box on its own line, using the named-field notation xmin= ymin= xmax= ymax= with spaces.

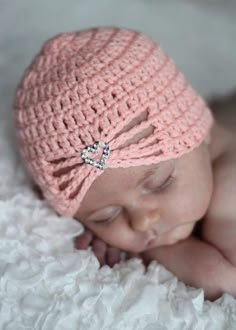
xmin=92 ymin=238 xmax=107 ymax=266
xmin=106 ymin=247 xmax=121 ymax=267
xmin=74 ymin=230 xmax=93 ymax=250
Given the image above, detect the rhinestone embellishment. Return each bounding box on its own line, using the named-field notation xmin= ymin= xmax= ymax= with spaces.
xmin=81 ymin=141 xmax=110 ymax=170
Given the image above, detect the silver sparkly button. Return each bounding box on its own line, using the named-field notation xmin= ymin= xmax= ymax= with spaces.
xmin=81 ymin=141 xmax=110 ymax=170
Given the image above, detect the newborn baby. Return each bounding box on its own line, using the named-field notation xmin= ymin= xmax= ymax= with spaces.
xmin=14 ymin=27 xmax=236 ymax=301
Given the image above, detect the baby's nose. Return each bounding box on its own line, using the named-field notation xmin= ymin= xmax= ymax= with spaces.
xmin=130 ymin=209 xmax=161 ymax=232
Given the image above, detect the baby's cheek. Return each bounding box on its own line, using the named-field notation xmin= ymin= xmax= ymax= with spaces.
xmin=90 ymin=221 xmax=134 ymax=251
xmin=181 ymin=177 xmax=213 ymax=221
xmin=167 ymin=176 xmax=211 ymax=226
xmin=171 ymin=142 xmax=214 ymax=222
xmin=169 ymin=222 xmax=196 ymax=243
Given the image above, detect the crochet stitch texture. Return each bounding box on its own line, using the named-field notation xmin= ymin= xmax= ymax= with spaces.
xmin=13 ymin=27 xmax=213 ymax=217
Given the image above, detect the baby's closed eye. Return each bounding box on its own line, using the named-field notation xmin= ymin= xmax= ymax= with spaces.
xmin=91 ymin=173 xmax=175 ymax=226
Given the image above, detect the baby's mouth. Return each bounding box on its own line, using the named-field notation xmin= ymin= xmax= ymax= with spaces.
xmin=145 ymin=221 xmax=197 ymax=248
xmin=146 ymin=237 xmax=157 ymax=248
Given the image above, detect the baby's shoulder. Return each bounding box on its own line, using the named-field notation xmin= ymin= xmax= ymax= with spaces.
xmin=206 ymin=120 xmax=236 ymax=220
xmin=208 ymin=120 xmax=235 ymax=162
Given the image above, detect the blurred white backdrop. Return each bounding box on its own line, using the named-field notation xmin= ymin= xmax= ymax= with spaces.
xmin=0 ymin=0 xmax=236 ymax=118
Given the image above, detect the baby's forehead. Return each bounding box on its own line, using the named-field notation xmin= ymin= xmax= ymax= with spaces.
xmin=102 ymin=159 xmax=173 ymax=180
xmin=82 ymin=141 xmax=206 ymax=197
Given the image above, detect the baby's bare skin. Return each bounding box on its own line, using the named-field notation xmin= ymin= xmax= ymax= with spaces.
xmin=141 ymin=111 xmax=236 ymax=300
xmin=202 ymin=123 xmax=236 ymax=265
xmin=141 ymin=236 xmax=236 ymax=301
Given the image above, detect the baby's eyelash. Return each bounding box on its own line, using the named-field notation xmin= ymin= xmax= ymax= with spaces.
xmin=96 ymin=213 xmax=119 ymax=225
xmin=151 ymin=174 xmax=174 ymax=192
xmin=94 ymin=207 xmax=122 ymax=225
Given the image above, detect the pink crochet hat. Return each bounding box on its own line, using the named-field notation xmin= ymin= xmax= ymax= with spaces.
xmin=13 ymin=27 xmax=213 ymax=218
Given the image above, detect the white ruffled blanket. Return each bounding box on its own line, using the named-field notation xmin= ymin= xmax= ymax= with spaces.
xmin=1 ymin=0 xmax=236 ymax=328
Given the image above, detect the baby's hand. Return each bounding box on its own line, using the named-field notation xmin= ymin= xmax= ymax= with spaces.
xmin=74 ymin=229 xmax=125 ymax=267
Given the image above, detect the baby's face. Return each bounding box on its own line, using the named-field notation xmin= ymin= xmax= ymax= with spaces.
xmin=75 ymin=142 xmax=213 ymax=253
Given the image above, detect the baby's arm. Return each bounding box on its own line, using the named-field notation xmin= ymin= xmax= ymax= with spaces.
xmin=202 ymin=145 xmax=236 ymax=267
xmin=140 ymin=236 xmax=236 ymax=301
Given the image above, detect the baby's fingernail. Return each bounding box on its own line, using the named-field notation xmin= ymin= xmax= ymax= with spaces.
xmin=74 ymin=239 xmax=87 ymax=249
